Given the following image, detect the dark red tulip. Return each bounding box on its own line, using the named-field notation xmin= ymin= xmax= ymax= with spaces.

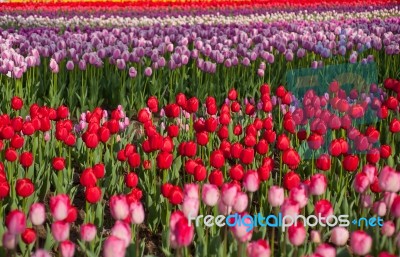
xmin=16 ymin=178 xmax=34 ymax=198
xmin=283 ymin=171 xmax=301 ymax=190
xmin=11 ymin=96 xmax=23 ymax=110
xmin=342 ymin=155 xmax=359 ymax=172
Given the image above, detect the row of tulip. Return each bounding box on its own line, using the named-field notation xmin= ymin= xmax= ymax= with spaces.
xmin=1 ymin=15 xmax=399 ymax=115
xmin=1 ymin=77 xmax=400 ymax=256
xmin=1 ymin=0 xmax=394 ymax=11
xmin=1 ymin=6 xmax=399 ymax=29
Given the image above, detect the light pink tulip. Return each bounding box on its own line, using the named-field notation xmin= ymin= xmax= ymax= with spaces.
xmin=230 ymin=213 xmax=253 ymax=243
xmin=384 ymin=192 xmax=397 ymax=209
xmin=281 ymin=199 xmax=300 ymax=220
xmin=182 ymin=197 xmax=199 ymax=218
xmin=309 ymin=174 xmax=327 ymax=195
xmin=184 ymin=183 xmax=199 ymax=199
xmin=243 ymin=170 xmax=260 ymax=192
xmin=103 ymin=236 xmax=127 ymax=257
xmin=110 ymin=221 xmax=131 ymax=248
xmin=330 ymin=227 xmax=349 ymax=246
xmin=51 ymin=221 xmax=70 ymax=242
xmin=247 ymin=239 xmax=270 ymax=257
xmin=221 ymin=183 xmax=238 ymax=206
xmin=50 ymin=194 xmax=70 ymax=221
xmin=372 ymin=201 xmax=387 ymax=216
xmin=268 ymin=186 xmax=284 ymax=207
xmin=80 ymin=223 xmax=97 ymax=242
xmin=130 ymin=201 xmax=145 ymax=224
xmin=218 ymin=199 xmax=232 ymax=215
xmin=381 ymin=221 xmax=395 ymax=237
xmin=5 ymin=210 xmax=26 ymax=235
xmin=202 ymin=184 xmax=220 ymax=206
xmin=315 ymin=243 xmax=336 ymax=257
xmin=379 ymin=166 xmax=400 ymax=192
xmin=2 ymin=232 xmax=16 ymax=249
xmin=350 ymin=231 xmax=372 ymax=256
xmin=32 ymin=249 xmax=52 ymax=257
xmin=233 ymin=192 xmax=249 ymax=213
xmin=60 ymin=240 xmax=75 ymax=257
xmin=289 ymin=184 xmax=308 ymax=208
xmin=310 ymin=230 xmax=321 ymax=244
xmin=109 ymin=195 xmax=129 ymax=221
xmin=29 ymin=203 xmax=46 ymax=226
xmin=362 ymin=164 xmax=377 ymax=184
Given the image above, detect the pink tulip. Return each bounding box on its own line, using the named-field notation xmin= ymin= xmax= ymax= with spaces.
xmin=29 ymin=203 xmax=46 ymax=226
xmin=315 ymin=243 xmax=336 ymax=257
xmin=103 ymin=236 xmax=127 ymax=257
xmin=281 ymin=199 xmax=300 ymax=219
xmin=354 ymin=172 xmax=370 ymax=193
xmin=289 ymin=184 xmax=308 ymax=208
xmin=381 ymin=221 xmax=395 ymax=237
xmin=218 ymin=199 xmax=232 ymax=215
xmin=378 ymin=166 xmax=400 ymax=192
xmin=362 ymin=164 xmax=377 ymax=184
xmin=233 ymin=192 xmax=248 ymax=213
xmin=288 ymin=222 xmax=306 ymax=246
xmin=5 ymin=210 xmax=26 ymax=235
xmin=230 ymin=213 xmax=253 ymax=243
xmin=80 ymin=223 xmax=97 ymax=242
xmin=372 ymin=201 xmax=387 ymax=216
xmin=350 ymin=231 xmax=372 ymax=256
xmin=243 ymin=170 xmax=260 ymax=192
xmin=221 ymin=183 xmax=238 ymax=206
xmin=310 ymin=230 xmax=321 ymax=244
xmin=51 ymin=221 xmax=70 ymax=242
xmin=109 ymin=195 xmax=129 ymax=221
xmin=330 ymin=227 xmax=349 ymax=246
xmin=32 ymin=249 xmax=52 ymax=257
xmin=130 ymin=201 xmax=145 ymax=224
xmin=314 ymin=199 xmax=333 ymax=223
xmin=202 ymin=184 xmax=220 ymax=206
xmin=110 ymin=221 xmax=131 ymax=248
xmin=169 ymin=210 xmax=194 ymax=249
xmin=184 ymin=183 xmax=199 ymax=199
xmin=391 ymin=195 xmax=400 ymax=217
xmin=268 ymin=186 xmax=284 ymax=207
xmin=247 ymin=239 xmax=270 ymax=257
xmin=2 ymin=232 xmax=16 ymax=249
xmin=182 ymin=197 xmax=200 ymax=218
xmin=361 ymin=194 xmax=372 ymax=208
xmin=384 ymin=192 xmax=397 ymax=208
xmin=309 ymin=174 xmax=327 ymax=196
xmin=60 ymin=240 xmax=75 ymax=257
xmin=50 ymin=194 xmax=70 ymax=221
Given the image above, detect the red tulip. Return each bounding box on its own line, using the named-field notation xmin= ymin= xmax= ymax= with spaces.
xmin=186 ymin=97 xmax=199 ymax=113
xmin=16 ymin=178 xmax=34 ymax=198
xmin=240 ymin=148 xmax=255 ymax=165
xmin=80 ymin=168 xmax=97 ymax=187
xmin=389 ymin=118 xmax=400 ymax=133
xmin=125 ymin=172 xmax=138 ymax=188
xmin=52 ymin=157 xmax=65 ymax=171
xmin=316 ymin=153 xmax=331 ymax=171
xmin=343 ymin=155 xmax=359 ymax=172
xmin=11 ymin=96 xmax=23 ymax=110
xmin=146 ymin=96 xmax=158 ymax=113
xmin=210 ymin=150 xmax=225 ymax=169
xmin=208 ymin=170 xmax=224 ymax=187
xmin=380 ymin=145 xmax=392 ymax=159
xmin=283 ymin=171 xmax=301 ymax=190
xmin=282 ymin=148 xmax=301 ymax=170
xmin=167 ymin=125 xmax=179 ymax=138
xmin=228 ymin=88 xmax=238 ymax=100
xmin=19 ymin=152 xmax=33 ymax=168
xmin=157 ymin=151 xmax=173 ymax=169
xmin=85 ymin=186 xmax=102 ymax=203
xmin=276 ymin=134 xmax=290 ymax=151
xmin=21 ymin=228 xmax=36 ymax=244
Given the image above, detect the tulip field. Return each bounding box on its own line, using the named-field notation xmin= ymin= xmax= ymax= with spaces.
xmin=1 ymin=1 xmax=400 ymax=257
